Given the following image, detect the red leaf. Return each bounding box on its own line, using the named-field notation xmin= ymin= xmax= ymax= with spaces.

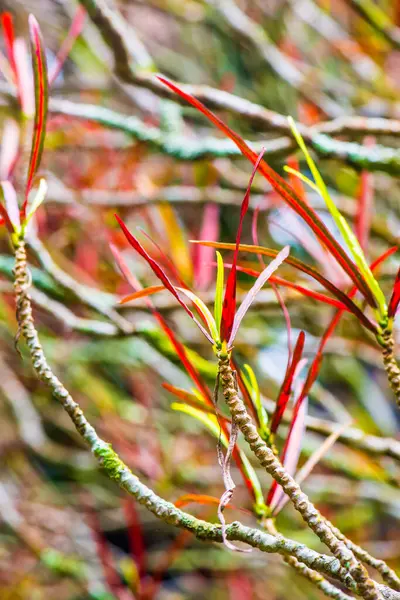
xmin=295 ymin=246 xmax=399 ymax=404
xmin=1 ymin=13 xmax=17 ymax=79
xmin=122 ymin=499 xmax=146 ymax=582
xmin=220 ymin=149 xmax=265 ymax=342
xmin=24 ymin=15 xmax=49 ymax=217
xmin=116 ymin=215 xmax=213 ymax=344
xmin=224 ymin=263 xmax=349 ymax=311
xmin=110 ymin=242 xmax=213 ymax=401
xmin=0 ymin=203 xmax=13 ymax=233
xmin=270 ymin=331 xmax=305 ymax=435
xmin=197 ymin=241 xmax=377 ymax=333
xmin=388 ymin=267 xmax=400 ymax=318
xmin=268 ymin=396 xmax=308 ymax=514
xmin=158 ymin=76 xmax=376 ymax=307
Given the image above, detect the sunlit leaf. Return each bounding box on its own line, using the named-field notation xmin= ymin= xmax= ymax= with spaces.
xmin=288 ymin=116 xmax=386 ymax=318
xmin=24 ymin=178 xmax=47 ymax=229
xmin=214 ymin=250 xmax=224 ymax=335
xmin=177 ymin=287 xmax=219 ymax=343
xmin=243 ymin=364 xmax=269 ymax=439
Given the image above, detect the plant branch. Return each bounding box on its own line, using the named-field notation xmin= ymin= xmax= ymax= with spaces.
xmin=217 ymin=351 xmax=381 ymax=600
xmin=378 ymin=327 xmax=400 ymax=408
xmin=11 ymin=237 xmax=365 ymax=590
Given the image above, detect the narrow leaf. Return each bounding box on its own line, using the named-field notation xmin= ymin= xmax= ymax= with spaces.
xmin=116 ymin=215 xmax=214 ymax=344
xmin=270 ymin=331 xmax=305 ymax=435
xmin=120 ymin=285 xmax=166 ymax=304
xmin=221 ymin=149 xmax=265 ymax=342
xmin=243 ymin=364 xmax=269 ymax=439
xmin=1 ymin=13 xmax=16 ymax=79
xmin=177 ymin=286 xmax=219 ymax=343
xmin=24 ymin=15 xmax=49 ymax=216
xmin=388 ymin=268 xmax=400 ymax=318
xmin=194 ymin=241 xmax=377 ymax=333
xmin=288 ymin=116 xmax=386 ymax=316
xmin=162 ymin=383 xmax=226 ymax=418
xmin=175 ymin=494 xmax=235 ymax=510
xmin=0 ymin=202 xmax=13 ymax=232
xmin=214 ymin=251 xmax=224 ymax=335
xmin=228 ymin=245 xmax=290 ymax=346
xmin=111 ymin=242 xmax=214 ymax=403
xmin=24 ymin=178 xmax=47 ymax=227
xmin=158 ymin=76 xmax=376 ymax=306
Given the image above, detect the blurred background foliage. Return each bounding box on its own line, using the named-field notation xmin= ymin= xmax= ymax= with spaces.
xmin=0 ymin=0 xmax=399 ymax=599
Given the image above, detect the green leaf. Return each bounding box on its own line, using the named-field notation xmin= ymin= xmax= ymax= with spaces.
xmin=177 ymin=287 xmax=219 ymax=343
xmin=243 ymin=364 xmax=269 ymax=439
xmin=214 ymin=250 xmax=224 ymax=336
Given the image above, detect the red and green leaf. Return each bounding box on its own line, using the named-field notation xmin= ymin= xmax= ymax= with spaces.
xmin=24 ymin=15 xmax=49 ymax=217
xmin=158 ymin=76 xmax=376 ymax=307
xmin=220 ymin=149 xmax=265 ymax=342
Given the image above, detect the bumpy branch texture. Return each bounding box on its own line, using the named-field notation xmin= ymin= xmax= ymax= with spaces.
xmin=379 ymin=328 xmax=400 ymax=407
xmin=217 ymin=351 xmax=381 ymax=600
xmin=12 ymin=238 xmax=368 ymax=593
